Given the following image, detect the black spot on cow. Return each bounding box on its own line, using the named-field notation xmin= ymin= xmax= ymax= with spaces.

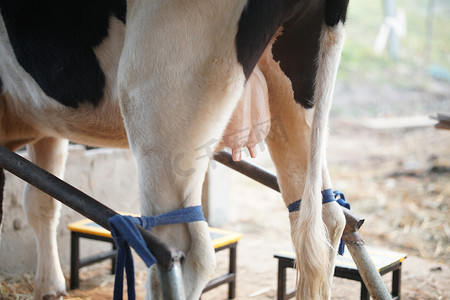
xmin=236 ymin=0 xmax=298 ymax=80
xmin=237 ymin=0 xmax=330 ymax=109
xmin=325 ymin=0 xmax=350 ymax=27
xmin=272 ymin=1 xmax=326 ymax=109
xmin=0 ymin=0 xmax=126 ymax=108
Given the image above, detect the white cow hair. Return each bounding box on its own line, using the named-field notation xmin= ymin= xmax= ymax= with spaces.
xmin=119 ymin=2 xmax=250 ymax=298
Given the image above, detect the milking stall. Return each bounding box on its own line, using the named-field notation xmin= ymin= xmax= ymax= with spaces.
xmin=1 ymin=0 xmax=449 ymax=300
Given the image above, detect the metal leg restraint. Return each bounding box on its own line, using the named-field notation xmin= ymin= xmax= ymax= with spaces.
xmin=108 ymin=205 xmax=206 ymax=300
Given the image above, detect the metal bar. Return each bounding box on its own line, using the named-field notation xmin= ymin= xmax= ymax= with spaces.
xmin=0 ymin=145 xmax=184 ymax=295
xmin=157 ymin=260 xmax=186 ymax=299
xmin=0 ymin=145 xmax=115 ymax=228
xmin=79 ymin=250 xmax=117 ymax=268
xmin=343 ymin=212 xmax=391 ymax=300
xmin=202 ymin=243 xmax=238 ymax=295
xmin=70 ymin=232 xmax=80 ymax=290
xmin=75 ymin=232 xmax=115 ymax=243
xmin=346 ymin=242 xmax=392 ymax=300
xmin=203 ymin=274 xmax=235 ymax=292
xmin=360 ymin=282 xmax=370 ymax=300
xmin=214 ymin=150 xmax=392 ymax=300
xmin=277 ymin=259 xmax=287 ymax=300
xmin=213 ymin=151 xmax=280 ymax=192
xmin=138 ymin=226 xmax=186 ymax=299
xmin=112 ymin=242 xmax=117 ymax=275
xmin=286 ymin=288 xmax=296 ymax=300
xmin=228 ymin=245 xmax=237 ymax=299
xmin=392 ymin=266 xmax=401 ymax=298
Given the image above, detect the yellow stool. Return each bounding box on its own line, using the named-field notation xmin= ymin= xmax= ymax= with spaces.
xmin=274 ymin=247 xmax=407 ymax=300
xmin=67 ymin=218 xmax=242 ymax=298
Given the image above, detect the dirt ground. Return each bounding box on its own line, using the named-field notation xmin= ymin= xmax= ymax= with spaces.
xmin=1 ymin=81 xmax=449 ymax=299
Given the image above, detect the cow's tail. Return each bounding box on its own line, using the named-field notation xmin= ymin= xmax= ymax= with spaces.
xmin=293 ymin=21 xmax=346 ymax=299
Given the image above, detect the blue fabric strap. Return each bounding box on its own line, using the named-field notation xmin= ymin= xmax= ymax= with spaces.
xmin=333 ymin=190 xmax=350 ymax=210
xmin=108 ymin=205 xmax=206 ymax=300
xmin=287 ymin=189 xmax=350 ymax=255
xmin=287 ymin=189 xmax=336 ymax=213
xmin=332 ymin=190 xmax=350 ymax=255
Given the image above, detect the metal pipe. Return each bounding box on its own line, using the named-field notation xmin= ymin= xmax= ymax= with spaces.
xmin=139 ymin=226 xmax=186 ymax=300
xmin=214 ymin=150 xmax=392 ymax=299
xmin=0 ymin=145 xmax=180 ymax=274
xmin=213 ymin=151 xmax=280 ymax=192
xmin=346 ymin=237 xmax=392 ymax=300
xmin=158 ymin=260 xmax=186 ymax=299
xmin=341 ymin=207 xmax=391 ymax=300
xmin=0 ymin=145 xmax=115 ymax=228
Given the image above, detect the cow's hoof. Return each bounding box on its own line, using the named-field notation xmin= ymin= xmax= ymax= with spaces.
xmin=41 ymin=291 xmax=66 ymax=300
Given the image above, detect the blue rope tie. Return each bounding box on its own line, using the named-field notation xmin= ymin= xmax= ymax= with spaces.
xmin=287 ymin=189 xmax=350 ymax=255
xmin=108 ymin=205 xmax=206 ymax=300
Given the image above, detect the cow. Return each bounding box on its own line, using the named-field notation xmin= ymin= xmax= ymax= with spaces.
xmin=0 ymin=0 xmax=349 ymax=299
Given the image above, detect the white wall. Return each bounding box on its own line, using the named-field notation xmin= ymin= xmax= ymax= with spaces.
xmin=0 ymin=146 xmax=140 ymax=275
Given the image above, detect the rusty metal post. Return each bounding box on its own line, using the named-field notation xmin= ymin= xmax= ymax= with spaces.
xmin=341 ymin=207 xmax=391 ymax=300
xmin=138 ymin=227 xmax=186 ymax=300
xmin=157 ymin=261 xmax=186 ymax=299
xmin=0 ymin=145 xmax=186 ymax=300
xmin=214 ymin=151 xmax=393 ymax=299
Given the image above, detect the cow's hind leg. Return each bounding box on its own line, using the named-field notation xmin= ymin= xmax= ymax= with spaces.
xmin=260 ymin=55 xmax=334 ymax=299
xmin=261 ymin=61 xmax=345 ymax=299
xmin=259 ymin=22 xmax=346 ymax=299
xmin=23 ymin=137 xmax=68 ymax=300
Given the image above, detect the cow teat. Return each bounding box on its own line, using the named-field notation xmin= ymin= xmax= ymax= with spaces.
xmin=217 ymin=66 xmax=270 ymax=161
